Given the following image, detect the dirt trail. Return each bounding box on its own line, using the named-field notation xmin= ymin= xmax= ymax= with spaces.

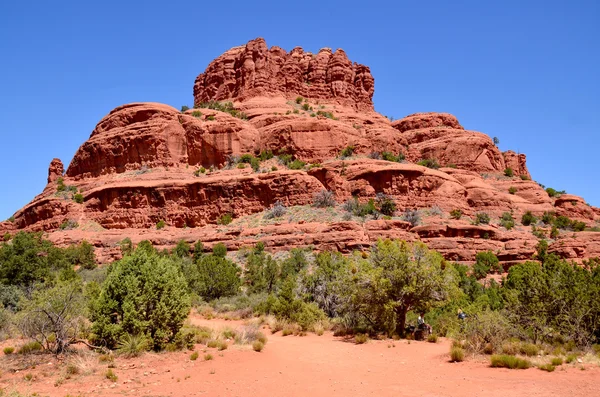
xmin=1 ymin=318 xmax=598 ymax=397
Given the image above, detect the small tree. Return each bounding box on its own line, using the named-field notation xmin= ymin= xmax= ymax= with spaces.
xmin=340 ymin=240 xmax=458 ymax=336
xmin=173 ymin=240 xmax=190 ymax=258
xmin=504 ymin=168 xmax=514 ymax=177
xmin=18 ymin=279 xmax=86 ymax=354
xmin=91 ymin=251 xmax=190 ymax=350
xmin=192 ymin=254 xmax=241 ymax=300
xmin=493 ymin=137 xmax=500 ymax=145
xmin=473 ymin=251 xmax=501 ymax=279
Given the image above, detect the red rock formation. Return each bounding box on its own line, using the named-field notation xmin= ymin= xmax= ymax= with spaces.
xmin=1 ymin=39 xmax=598 ymax=267
xmin=193 ymin=38 xmax=375 ymax=110
xmin=47 ymin=158 xmax=64 ymax=183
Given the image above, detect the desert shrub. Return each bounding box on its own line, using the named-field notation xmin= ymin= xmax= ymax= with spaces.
xmin=117 ymin=333 xmax=148 ymax=357
xmin=417 ymin=158 xmax=440 ymax=169
xmin=461 ymin=310 xmax=512 ymax=353
xmin=259 ymin=150 xmax=274 ymax=161
xmin=427 ymin=334 xmax=439 ymax=343
xmin=302 ymin=103 xmax=310 ymax=111
xmin=375 ymin=193 xmax=396 ymax=216
xmin=551 ymin=357 xmax=563 ymax=366
xmin=196 ymin=101 xmax=247 ymax=119
xmin=191 ymin=254 xmax=241 ymax=301
xmin=250 ymin=157 xmax=260 ymax=172
xmin=566 ymin=354 xmax=578 ymax=363
xmin=156 ymin=220 xmax=166 ymax=230
xmin=60 ymin=219 xmax=79 ymax=230
xmin=504 ymin=168 xmax=514 ymax=177
xmin=519 ymin=342 xmax=539 ymax=357
xmin=339 ymin=146 xmax=354 ymax=158
xmin=490 ymin=355 xmax=531 ymax=369
xmin=474 ymin=251 xmax=502 ymax=279
xmin=204 ymin=353 xmax=213 ymax=360
xmin=90 ymin=250 xmax=190 ymax=350
xmin=181 ymin=105 xmax=190 ymax=112
xmin=312 ymin=190 xmax=336 ymax=208
xmin=474 ymin=212 xmax=490 ymax=225
xmin=521 ymin=211 xmax=537 ymax=226
xmin=508 ymin=187 xmax=517 ymax=195
xmin=3 ymin=346 xmax=15 ymax=355
xmin=288 ymin=160 xmax=306 ymax=170
xmin=17 ymin=279 xmax=86 ymax=354
xmin=450 ymin=209 xmax=463 ymax=220
xmin=500 ymin=212 xmax=515 ymax=230
xmin=264 ymin=201 xmax=287 ymax=219
xmin=545 ymin=187 xmax=565 ymax=198
xmin=381 ymin=151 xmax=405 ymax=162
xmin=240 ymin=154 xmax=254 ymax=164
xmin=190 ymin=351 xmax=199 ymax=360
xmin=218 ymin=213 xmax=233 ymax=225
xmin=105 ymin=369 xmax=118 ymax=382
xmin=73 ymin=193 xmax=84 ymax=204
xmin=237 ymin=163 xmax=246 ymax=169
xmin=450 ymin=346 xmax=465 ymax=362
xmin=354 ymin=333 xmax=368 ymax=344
xmin=493 ymin=137 xmax=500 ymax=145
xmin=368 ymin=151 xmax=381 ymax=159
xmin=520 ymin=175 xmax=529 ymax=180
xmin=401 ymin=209 xmax=421 ymax=226
xmin=539 ymin=363 xmax=555 ymax=372
xmin=252 ymin=340 xmax=265 ymax=352
xmin=295 ymin=96 xmax=303 ymax=104
xmin=18 ymin=341 xmax=42 ymax=354
xmin=541 ymin=211 xmax=555 ymax=225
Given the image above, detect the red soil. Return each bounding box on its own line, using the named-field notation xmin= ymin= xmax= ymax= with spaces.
xmin=1 ymin=317 xmax=598 ymax=396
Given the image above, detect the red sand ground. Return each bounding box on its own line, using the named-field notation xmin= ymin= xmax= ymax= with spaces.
xmin=1 ymin=316 xmax=598 ymax=397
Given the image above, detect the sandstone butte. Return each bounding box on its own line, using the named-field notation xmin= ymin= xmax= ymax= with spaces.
xmin=1 ymin=37 xmax=599 ymax=265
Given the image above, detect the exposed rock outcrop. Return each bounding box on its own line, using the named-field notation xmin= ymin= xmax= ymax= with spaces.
xmin=2 ymin=38 xmax=598 ymax=267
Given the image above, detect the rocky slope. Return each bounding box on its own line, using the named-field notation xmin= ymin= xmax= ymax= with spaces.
xmin=1 ymin=38 xmax=599 ymax=264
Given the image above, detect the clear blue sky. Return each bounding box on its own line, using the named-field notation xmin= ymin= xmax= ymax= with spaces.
xmin=0 ymin=0 xmax=598 ymax=220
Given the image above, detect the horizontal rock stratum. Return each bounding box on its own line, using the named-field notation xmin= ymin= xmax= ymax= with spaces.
xmin=1 ymin=38 xmax=599 ymax=265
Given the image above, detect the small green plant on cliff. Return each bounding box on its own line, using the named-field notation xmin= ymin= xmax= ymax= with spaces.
xmin=59 ymin=219 xmax=79 ymax=230
xmin=508 ymin=187 xmax=517 ymax=195
xmin=181 ymin=105 xmax=190 ymax=112
xmin=218 ymin=214 xmax=233 ymax=226
xmin=521 ymin=211 xmax=537 ymax=226
xmin=191 ymin=110 xmax=202 ymax=118
xmin=74 ymin=193 xmax=84 ymax=204
xmin=417 ymin=158 xmax=440 ymax=169
xmin=545 ymin=187 xmax=566 ymax=198
xmin=500 ymin=212 xmax=515 ymax=230
xmin=450 ymin=209 xmax=463 ymax=220
xmin=474 ymin=212 xmax=490 ymax=225
xmin=381 ymin=151 xmax=405 ymax=162
xmin=339 ymin=146 xmax=354 ymax=158
xmin=288 ymin=160 xmax=306 ymax=170
xmin=504 ymin=167 xmax=514 ymax=177
xmin=156 ymin=220 xmax=166 ymax=230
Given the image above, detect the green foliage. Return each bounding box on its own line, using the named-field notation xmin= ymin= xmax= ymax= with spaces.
xmin=417 ymin=158 xmax=440 ymax=169
xmin=59 ymin=219 xmax=78 ymax=230
xmin=120 ymin=238 xmax=133 ymax=257
xmin=212 ymin=243 xmax=227 ymax=258
xmin=550 ymin=357 xmax=563 ymax=366
xmin=278 ymin=154 xmax=293 ymax=166
xmin=18 ymin=341 xmax=42 ymax=354
xmin=550 ymin=226 xmax=559 ymax=239
xmin=190 ymin=351 xmax=199 ymax=360
xmin=316 ymin=110 xmax=336 ymax=119
xmin=508 ymin=187 xmax=517 ymax=195
xmin=541 ymin=211 xmax=555 ymax=225
xmin=295 ymin=96 xmax=303 ymax=104
xmin=117 ymin=333 xmax=149 ymax=357
xmin=473 ymin=251 xmax=501 ymax=279
xmin=17 ymin=279 xmax=86 ymax=354
xmin=545 ymin=187 xmax=565 ymax=197
xmin=265 ymin=201 xmax=287 ymax=219
xmin=240 ymin=153 xmax=254 ymax=163
xmin=250 ymin=157 xmax=260 ymax=172
xmin=105 ymin=368 xmax=118 ymax=382
xmin=490 ymin=355 xmax=531 ymax=369
xmin=299 ymin=251 xmax=348 ymax=317
xmin=302 ymin=103 xmax=311 ymax=111
xmin=196 ymin=101 xmax=247 ymax=119
xmin=503 ymin=256 xmax=600 ymax=346
xmin=218 ymin=213 xmax=233 ymax=225
xmin=538 ymin=363 xmax=555 ymax=372
xmin=0 ymin=232 xmax=74 ymax=288
xmin=3 ymin=346 xmax=14 ymax=354
xmin=381 ymin=151 xmax=405 ymax=162
xmin=500 ymin=212 xmax=515 ymax=230
xmin=288 ymin=159 xmax=306 ymax=170
xmin=521 ymin=211 xmax=537 ymax=226
xmin=181 ymin=105 xmax=190 ymax=112
xmin=450 ymin=345 xmax=465 ymax=362
xmin=504 ymin=168 xmax=514 ymax=177
xmin=191 ymin=254 xmax=241 ymax=301
xmin=493 ymin=136 xmax=500 ymax=145
xmin=193 ymin=241 xmax=204 ymax=261
xmin=474 ymin=212 xmax=490 ymax=225
xmin=90 ymin=250 xmax=191 ymax=350
xmin=244 ymin=251 xmax=280 ymax=294
xmin=156 ymin=220 xmax=166 ymax=230
xmin=450 ymin=209 xmax=463 ymax=220
xmin=259 ymin=150 xmax=274 ymax=161
xmin=65 ymin=240 xmax=97 ymax=270
xmin=375 ymin=193 xmax=396 ymax=216
xmin=338 ymin=240 xmax=458 ymax=336
xmin=173 ymin=240 xmax=190 ymax=258
xmin=73 ymin=193 xmax=84 ymax=204
xmin=252 ymin=340 xmax=264 ymax=352
xmin=339 ymin=146 xmax=354 ymax=158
